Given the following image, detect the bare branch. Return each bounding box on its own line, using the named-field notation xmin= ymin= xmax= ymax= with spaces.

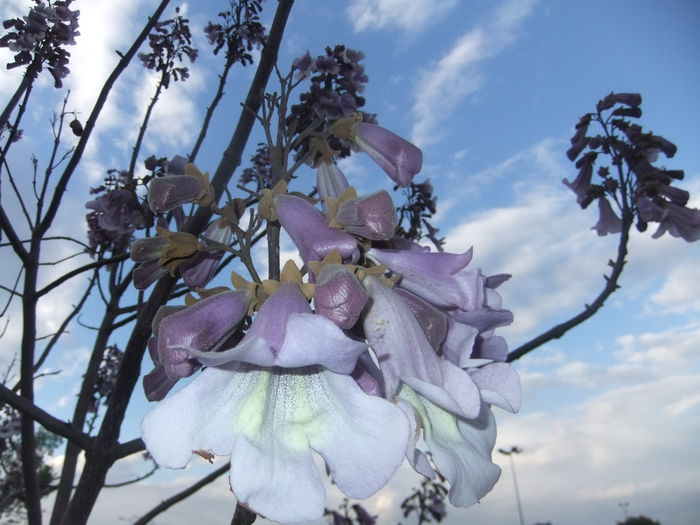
xmin=507 ymin=215 xmax=632 ymax=362
xmin=0 ymin=382 xmax=92 ymax=449
xmin=37 ymin=253 xmax=128 ymax=297
xmin=133 ymin=464 xmax=230 ymax=525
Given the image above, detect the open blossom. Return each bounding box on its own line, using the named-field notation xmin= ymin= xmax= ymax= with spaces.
xmin=142 ymin=282 xmax=409 ymax=522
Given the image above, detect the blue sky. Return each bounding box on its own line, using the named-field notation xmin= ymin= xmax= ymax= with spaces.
xmin=1 ymin=0 xmax=699 ymax=524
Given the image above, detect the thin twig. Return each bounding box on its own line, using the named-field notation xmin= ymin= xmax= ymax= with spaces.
xmin=507 ymin=215 xmax=632 ymax=362
xmin=132 ymin=464 xmax=230 ymax=525
xmin=0 ymin=382 xmax=92 ymax=450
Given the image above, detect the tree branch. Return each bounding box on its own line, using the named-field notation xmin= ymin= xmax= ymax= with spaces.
xmin=132 ymin=464 xmax=230 ymax=525
xmin=507 ymin=215 xmax=632 ymax=362
xmin=0 ymin=382 xmax=92 ymax=450
xmin=37 ymin=253 xmax=128 ymax=297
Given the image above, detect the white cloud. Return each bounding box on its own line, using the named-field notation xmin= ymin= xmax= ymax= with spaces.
xmin=649 ymin=261 xmax=700 ymax=313
xmin=346 ymin=0 xmax=459 ymax=33
xmin=411 ymin=0 xmax=539 ymax=146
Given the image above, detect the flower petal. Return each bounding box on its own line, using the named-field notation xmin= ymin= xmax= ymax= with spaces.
xmin=309 ymin=370 xmax=409 ymax=499
xmin=469 ymin=362 xmax=521 ymax=413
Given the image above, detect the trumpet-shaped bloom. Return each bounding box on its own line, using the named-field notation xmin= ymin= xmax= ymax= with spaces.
xmin=399 ymin=388 xmax=502 ymax=507
xmin=352 ymin=122 xmax=422 ymax=187
xmin=142 ymin=363 xmax=409 ymax=522
xmin=275 ymin=194 xmax=359 ymax=266
xmin=368 ymin=244 xmax=477 ymax=310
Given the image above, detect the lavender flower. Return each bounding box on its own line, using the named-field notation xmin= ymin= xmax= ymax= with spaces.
xmin=274 ymin=194 xmax=359 ymax=266
xmin=330 ymin=116 xmax=423 ymax=187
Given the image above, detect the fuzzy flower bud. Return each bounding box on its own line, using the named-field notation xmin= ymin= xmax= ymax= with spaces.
xmin=335 ymin=189 xmax=398 ymax=240
xmin=314 ymin=264 xmax=369 ymax=329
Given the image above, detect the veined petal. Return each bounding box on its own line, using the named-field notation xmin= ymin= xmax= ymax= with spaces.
xmin=469 ymin=362 xmax=521 ymax=413
xmin=401 ymin=387 xmax=501 ymax=507
xmin=142 ymin=364 xmax=408 ymax=523
xmin=309 ymin=370 xmax=409 ymax=499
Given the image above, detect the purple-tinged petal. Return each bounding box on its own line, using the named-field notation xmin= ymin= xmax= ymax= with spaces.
xmin=275 ymin=194 xmax=358 ymax=265
xmin=592 ymin=197 xmax=622 ymax=236
xmin=158 ymin=290 xmax=249 ymax=360
xmin=352 ymin=353 xmax=383 ymax=397
xmin=181 ymin=219 xmax=233 ymax=289
xmin=353 ymin=122 xmax=422 ymax=187
xmin=469 ymin=363 xmax=521 ymax=413
xmin=143 ymin=366 xmax=178 ymax=401
xmin=441 ymin=317 xmax=478 ymax=368
xmin=190 ymin=283 xmax=367 ymax=373
xmin=451 ymin=308 xmax=514 ymax=333
xmin=130 ymin=237 xmax=168 ymax=263
xmin=148 ymin=175 xmax=204 ymax=213
xmin=335 ymin=190 xmax=398 ymax=240
xmin=368 ymin=246 xmax=474 ymax=309
xmin=393 ymin=288 xmax=447 ymax=350
xmin=133 ymin=259 xmax=168 ymax=289
xmin=317 ymin=161 xmax=349 ymax=206
xmin=314 ymin=264 xmax=369 ymax=329
xmin=472 ymin=334 xmax=508 ymax=362
xmin=395 ymin=398 xmax=435 ymax=477
xmin=401 ymin=388 xmax=501 ymax=508
xmin=363 ymin=277 xmax=480 ymax=419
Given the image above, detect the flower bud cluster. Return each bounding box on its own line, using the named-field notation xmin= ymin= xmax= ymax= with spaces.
xmin=138 ymin=7 xmax=198 ymax=88
xmin=289 ymin=45 xmax=372 ymax=159
xmin=85 ymin=169 xmax=148 ymax=257
xmin=564 ymin=92 xmax=699 ymax=242
xmin=204 ymin=0 xmax=266 ymax=66
xmin=0 ymin=0 xmax=80 ymax=87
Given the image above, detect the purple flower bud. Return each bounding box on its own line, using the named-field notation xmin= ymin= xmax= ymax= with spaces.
xmin=158 ymin=290 xmax=250 ymax=364
xmin=130 ymin=237 xmax=169 ymax=263
xmin=317 ymin=161 xmax=349 ymax=204
xmin=314 ymin=264 xmax=369 ymax=329
xmin=148 ymin=175 xmax=204 ymax=213
xmin=275 ymin=194 xmax=359 ymax=265
xmin=351 ymin=121 xmax=422 ymax=187
xmin=166 ymin=154 xmax=188 ymax=175
xmin=592 ymin=197 xmax=622 ymax=236
xmin=181 ymin=219 xmax=233 ymax=289
xmin=335 ymin=190 xmax=398 ymax=241
xmin=133 ymin=259 xmax=168 ymax=289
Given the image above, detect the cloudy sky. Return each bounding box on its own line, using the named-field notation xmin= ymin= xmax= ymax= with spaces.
xmin=1 ymin=0 xmax=699 ymax=524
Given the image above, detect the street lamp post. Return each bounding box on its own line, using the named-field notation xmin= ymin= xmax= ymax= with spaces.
xmin=618 ymin=502 xmax=630 ymax=520
xmin=499 ymin=446 xmax=525 ymax=525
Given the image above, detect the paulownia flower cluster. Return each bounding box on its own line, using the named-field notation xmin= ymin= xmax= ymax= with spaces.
xmin=136 ymin=99 xmax=520 ymax=521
